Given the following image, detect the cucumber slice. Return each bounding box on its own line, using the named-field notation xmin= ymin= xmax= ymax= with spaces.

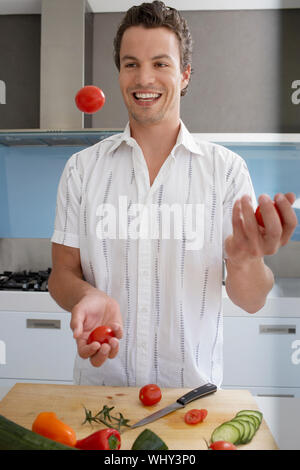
xmin=232 ymin=418 xmax=256 ymax=444
xmin=242 ymin=414 xmax=260 ymax=430
xmin=243 ymin=420 xmax=256 ymax=443
xmin=236 ymin=410 xmax=262 ymax=425
xmin=211 ymin=422 xmax=240 ymax=445
xmin=235 ymin=414 xmax=259 ymax=431
xmin=224 ymin=420 xmax=244 ymax=445
xmin=231 ymin=418 xmax=251 ymax=444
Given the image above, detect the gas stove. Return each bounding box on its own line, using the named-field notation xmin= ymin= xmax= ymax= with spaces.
xmin=0 ymin=269 xmax=51 ymax=292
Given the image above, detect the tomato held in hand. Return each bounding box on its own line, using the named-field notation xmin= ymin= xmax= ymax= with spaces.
xmin=87 ymin=325 xmax=115 ymax=345
xmin=75 ymin=85 xmax=105 ymax=114
xmin=184 ymin=409 xmax=207 ymax=425
xmin=255 ymin=202 xmax=283 ymax=228
xmin=139 ymin=384 xmax=162 ymax=406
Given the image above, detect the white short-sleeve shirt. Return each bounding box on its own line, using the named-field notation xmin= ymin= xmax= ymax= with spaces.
xmin=51 ymin=120 xmax=256 ymax=388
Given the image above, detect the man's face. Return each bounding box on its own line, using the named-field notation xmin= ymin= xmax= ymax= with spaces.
xmin=119 ymin=25 xmax=190 ymax=126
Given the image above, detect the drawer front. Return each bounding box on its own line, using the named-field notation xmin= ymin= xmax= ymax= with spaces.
xmin=223 ymin=316 xmax=300 ymax=388
xmin=0 ymin=311 xmax=77 ymax=381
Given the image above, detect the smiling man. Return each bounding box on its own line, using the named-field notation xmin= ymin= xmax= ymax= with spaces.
xmin=48 ymin=1 xmax=297 ymax=389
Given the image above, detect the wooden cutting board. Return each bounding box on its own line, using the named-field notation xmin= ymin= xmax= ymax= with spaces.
xmin=0 ymin=383 xmax=278 ymax=450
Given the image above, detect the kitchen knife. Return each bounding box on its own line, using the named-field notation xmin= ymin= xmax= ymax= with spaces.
xmin=131 ymin=382 xmax=217 ymax=428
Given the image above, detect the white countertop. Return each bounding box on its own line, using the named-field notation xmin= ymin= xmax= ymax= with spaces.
xmin=1 ymin=277 xmax=300 ymax=317
xmin=0 ymin=385 xmax=299 ymax=450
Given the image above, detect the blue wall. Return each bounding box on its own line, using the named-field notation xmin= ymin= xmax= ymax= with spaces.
xmin=0 ymin=145 xmax=83 ymax=237
xmin=225 ymin=143 xmax=300 ymax=241
xmin=0 ymin=139 xmax=299 ymax=240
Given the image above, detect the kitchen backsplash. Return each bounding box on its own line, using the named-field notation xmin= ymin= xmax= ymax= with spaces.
xmin=0 ymin=238 xmax=300 ymax=279
xmin=0 ymin=134 xmax=299 ymax=278
xmin=0 ymin=238 xmax=51 ymax=272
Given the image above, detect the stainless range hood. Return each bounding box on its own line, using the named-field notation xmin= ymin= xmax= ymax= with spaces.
xmin=40 ymin=0 xmax=92 ymax=130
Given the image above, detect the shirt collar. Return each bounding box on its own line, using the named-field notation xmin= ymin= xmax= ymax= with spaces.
xmin=174 ymin=120 xmax=204 ymax=157
xmin=110 ymin=120 xmax=204 ymax=157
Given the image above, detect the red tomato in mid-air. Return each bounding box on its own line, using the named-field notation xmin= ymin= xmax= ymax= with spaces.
xmin=75 ymin=85 xmax=105 ymax=114
xmin=184 ymin=409 xmax=207 ymax=425
xmin=87 ymin=326 xmax=115 ymax=345
xmin=255 ymin=202 xmax=283 ymax=228
xmin=139 ymin=384 xmax=162 ymax=406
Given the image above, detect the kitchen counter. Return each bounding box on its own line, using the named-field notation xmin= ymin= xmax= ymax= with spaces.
xmin=223 ymin=277 xmax=300 ymax=317
xmin=0 ymin=385 xmax=298 ymax=450
xmin=1 ymin=276 xmax=300 ymax=316
xmin=0 ymin=384 xmax=277 ymax=450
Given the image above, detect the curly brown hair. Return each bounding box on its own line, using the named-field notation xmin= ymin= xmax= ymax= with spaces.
xmin=113 ymin=1 xmax=193 ymax=96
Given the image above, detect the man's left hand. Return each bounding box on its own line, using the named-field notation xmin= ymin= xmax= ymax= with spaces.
xmin=225 ymin=192 xmax=298 ymax=267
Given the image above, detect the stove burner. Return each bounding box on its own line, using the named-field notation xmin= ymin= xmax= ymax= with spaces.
xmin=0 ymin=268 xmax=51 ymax=292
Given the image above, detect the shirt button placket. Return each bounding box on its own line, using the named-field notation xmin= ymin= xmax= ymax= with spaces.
xmin=136 ymin=227 xmax=152 ymax=386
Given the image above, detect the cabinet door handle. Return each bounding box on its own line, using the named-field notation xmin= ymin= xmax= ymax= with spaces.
xmin=259 ymin=324 xmax=296 ymax=335
xmin=257 ymin=393 xmax=295 ymax=398
xmin=26 ymin=319 xmax=61 ymax=329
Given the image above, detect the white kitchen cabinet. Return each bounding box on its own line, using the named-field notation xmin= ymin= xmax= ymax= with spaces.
xmin=222 ymin=281 xmax=300 ymax=397
xmin=223 ymin=316 xmax=300 ymax=395
xmin=0 ymin=310 xmax=77 ymax=387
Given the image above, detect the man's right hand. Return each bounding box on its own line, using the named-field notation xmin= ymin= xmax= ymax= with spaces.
xmin=70 ymin=292 xmax=123 ymax=367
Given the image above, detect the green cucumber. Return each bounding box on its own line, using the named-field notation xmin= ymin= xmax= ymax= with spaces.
xmin=131 ymin=429 xmax=168 ymax=450
xmin=234 ymin=414 xmax=259 ymax=432
xmin=210 ymin=409 xmax=264 ymax=447
xmin=236 ymin=410 xmax=262 ymax=426
xmin=231 ymin=418 xmax=251 ymax=444
xmin=233 ymin=418 xmax=256 ymax=443
xmin=230 ymin=419 xmax=248 ymax=443
xmin=222 ymin=420 xmax=243 ymax=445
xmin=211 ymin=422 xmax=240 ymax=445
xmin=0 ymin=414 xmax=76 ymax=450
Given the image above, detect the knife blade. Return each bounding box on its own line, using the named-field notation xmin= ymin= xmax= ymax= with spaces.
xmin=131 ymin=382 xmax=217 ymax=429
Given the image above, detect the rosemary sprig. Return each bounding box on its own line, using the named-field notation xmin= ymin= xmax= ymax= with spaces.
xmin=82 ymin=404 xmax=131 ymax=432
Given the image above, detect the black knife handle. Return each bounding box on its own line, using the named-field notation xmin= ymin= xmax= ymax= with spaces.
xmin=176 ymin=383 xmax=217 ymax=406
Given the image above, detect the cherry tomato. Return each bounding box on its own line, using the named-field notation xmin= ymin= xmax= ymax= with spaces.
xmin=139 ymin=384 xmax=162 ymax=406
xmin=75 ymin=428 xmax=121 ymax=450
xmin=87 ymin=325 xmax=115 ymax=345
xmin=209 ymin=440 xmax=237 ymax=450
xmin=184 ymin=409 xmax=207 ymax=425
xmin=32 ymin=411 xmax=77 ymax=447
xmin=75 ymin=85 xmax=105 ymax=114
xmin=255 ymin=202 xmax=283 ymax=228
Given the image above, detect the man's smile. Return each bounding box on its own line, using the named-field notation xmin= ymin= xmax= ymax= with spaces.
xmin=131 ymin=90 xmax=163 ymax=106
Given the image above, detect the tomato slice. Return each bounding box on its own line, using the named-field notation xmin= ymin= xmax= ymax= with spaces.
xmin=184 ymin=409 xmax=207 ymax=425
xmin=139 ymin=384 xmax=162 ymax=406
xmin=87 ymin=325 xmax=115 ymax=345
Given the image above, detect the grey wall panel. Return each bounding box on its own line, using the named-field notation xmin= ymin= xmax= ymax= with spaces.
xmin=0 ymin=15 xmax=40 ymax=129
xmin=92 ymin=12 xmax=125 ymax=129
xmin=0 ymin=10 xmax=299 ymax=132
xmin=92 ymin=9 xmax=300 ymax=132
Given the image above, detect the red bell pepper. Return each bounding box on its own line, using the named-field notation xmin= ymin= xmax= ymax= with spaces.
xmin=75 ymin=428 xmax=121 ymax=450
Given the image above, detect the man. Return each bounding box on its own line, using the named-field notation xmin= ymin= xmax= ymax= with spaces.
xmin=48 ymin=1 xmax=297 ymax=388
